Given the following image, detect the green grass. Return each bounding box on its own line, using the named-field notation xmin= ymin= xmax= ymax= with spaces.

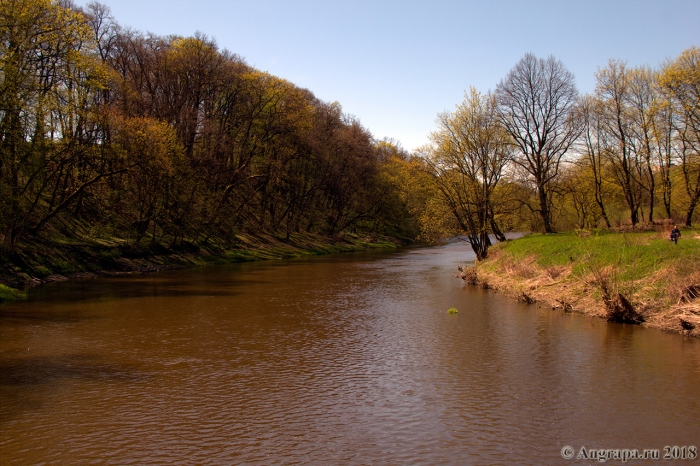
xmin=0 ymin=284 xmax=26 ymax=304
xmin=489 ymin=229 xmax=699 ymax=282
xmin=473 ymin=228 xmax=700 ymax=333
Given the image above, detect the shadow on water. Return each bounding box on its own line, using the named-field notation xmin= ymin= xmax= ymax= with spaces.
xmin=11 ymin=247 xmax=405 ymax=312
xmin=0 ymin=280 xmax=246 ymax=325
xmin=0 ymin=307 xmax=102 ymax=324
xmin=0 ymin=353 xmax=151 ymax=422
xmin=0 ymin=353 xmax=149 ymax=387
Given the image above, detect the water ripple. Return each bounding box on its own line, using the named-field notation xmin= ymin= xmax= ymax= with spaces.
xmin=1 ymin=244 xmax=699 ymax=464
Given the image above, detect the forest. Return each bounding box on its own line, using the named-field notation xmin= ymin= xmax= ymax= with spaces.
xmin=0 ymin=0 xmax=419 ymax=261
xmin=1 ymin=0 xmax=699 ymax=276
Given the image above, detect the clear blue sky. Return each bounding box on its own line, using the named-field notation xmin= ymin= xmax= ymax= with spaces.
xmin=77 ymin=0 xmax=700 ymax=151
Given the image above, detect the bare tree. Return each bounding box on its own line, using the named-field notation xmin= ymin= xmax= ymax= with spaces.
xmin=577 ymin=95 xmax=613 ymax=227
xmin=495 ymin=54 xmax=580 ymax=233
xmin=84 ymin=2 xmax=119 ymax=62
xmin=595 ymin=60 xmax=650 ymax=227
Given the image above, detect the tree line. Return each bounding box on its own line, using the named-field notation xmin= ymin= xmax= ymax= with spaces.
xmin=0 ymin=0 xmax=417 ymax=255
xmin=2 ymin=1 xmax=697 ymax=264
xmin=403 ymin=48 xmax=699 ymax=260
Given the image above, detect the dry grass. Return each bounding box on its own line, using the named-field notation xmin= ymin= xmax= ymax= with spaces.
xmin=645 ymin=270 xmax=700 ymax=335
xmin=462 ymin=231 xmax=700 ymax=336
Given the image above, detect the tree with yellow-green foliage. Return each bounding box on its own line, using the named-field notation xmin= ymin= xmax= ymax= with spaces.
xmin=424 ymin=88 xmax=513 ymax=260
xmin=0 ymin=0 xmax=116 ymax=252
xmin=377 ymin=142 xmax=448 ymax=241
xmin=659 ymin=47 xmax=700 ymax=226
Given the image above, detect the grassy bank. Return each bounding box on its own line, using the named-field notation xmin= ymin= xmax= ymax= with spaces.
xmin=464 ymin=229 xmax=700 ymax=336
xmin=0 ymin=232 xmax=404 ymax=303
xmin=0 ymin=284 xmax=26 ymax=303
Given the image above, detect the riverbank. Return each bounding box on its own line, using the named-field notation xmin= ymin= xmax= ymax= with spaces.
xmin=0 ymin=232 xmax=405 ymax=302
xmin=461 ymin=229 xmax=700 ymax=336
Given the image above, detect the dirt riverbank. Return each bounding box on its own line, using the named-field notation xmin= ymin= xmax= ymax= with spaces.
xmin=459 ymin=230 xmax=700 ymax=337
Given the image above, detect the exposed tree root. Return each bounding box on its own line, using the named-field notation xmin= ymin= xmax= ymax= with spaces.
xmin=603 ymin=292 xmax=645 ymax=324
xmin=518 ymin=292 xmax=535 ymax=304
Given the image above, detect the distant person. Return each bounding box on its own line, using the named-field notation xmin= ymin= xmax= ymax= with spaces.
xmin=670 ymin=226 xmax=681 ymax=245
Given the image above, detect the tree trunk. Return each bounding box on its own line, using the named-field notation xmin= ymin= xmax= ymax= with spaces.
xmin=597 ymin=199 xmax=612 ymax=228
xmin=686 ymin=200 xmax=697 ymax=227
xmin=490 ymin=219 xmax=506 ymax=242
xmin=2 ymin=226 xmax=16 ymax=254
xmin=538 ymin=184 xmax=554 ymax=233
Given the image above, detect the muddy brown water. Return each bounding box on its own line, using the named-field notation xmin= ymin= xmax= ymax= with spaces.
xmin=1 ymin=242 xmax=699 ymax=465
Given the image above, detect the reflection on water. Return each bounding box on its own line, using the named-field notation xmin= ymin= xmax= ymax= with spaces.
xmin=1 ymin=243 xmax=699 ymax=464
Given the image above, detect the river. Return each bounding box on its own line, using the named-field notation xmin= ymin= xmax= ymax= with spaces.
xmin=1 ymin=241 xmax=699 ymax=464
